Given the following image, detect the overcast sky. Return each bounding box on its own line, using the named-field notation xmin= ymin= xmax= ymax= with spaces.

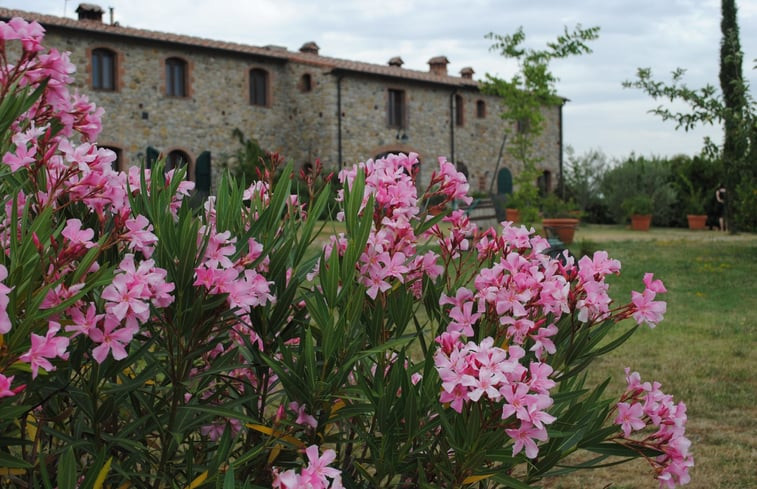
xmin=7 ymin=0 xmax=757 ymax=162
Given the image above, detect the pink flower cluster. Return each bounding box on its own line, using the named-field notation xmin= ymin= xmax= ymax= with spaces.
xmin=434 ymin=335 xmax=555 ymax=458
xmin=330 ymin=153 xmax=471 ymax=300
xmin=615 ymin=369 xmax=693 ymax=488
xmin=272 ymin=445 xmax=343 ymax=489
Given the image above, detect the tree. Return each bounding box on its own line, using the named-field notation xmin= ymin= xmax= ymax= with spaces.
xmin=483 ymin=25 xmax=600 ymax=224
xmin=623 ymin=0 xmax=756 ymax=231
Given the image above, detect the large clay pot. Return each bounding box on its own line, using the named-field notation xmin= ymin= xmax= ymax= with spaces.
xmin=505 ymin=208 xmax=520 ymax=223
xmin=687 ymin=214 xmax=707 ymax=230
xmin=542 ymin=218 xmax=579 ymax=244
xmin=631 ymin=214 xmax=652 ymax=231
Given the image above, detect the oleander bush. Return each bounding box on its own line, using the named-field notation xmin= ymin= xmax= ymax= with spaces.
xmin=0 ymin=17 xmax=692 ymax=489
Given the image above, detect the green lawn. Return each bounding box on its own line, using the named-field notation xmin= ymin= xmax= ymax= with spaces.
xmin=547 ymin=225 xmax=757 ymax=489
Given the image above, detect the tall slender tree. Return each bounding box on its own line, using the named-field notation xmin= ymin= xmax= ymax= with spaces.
xmin=719 ymin=0 xmax=748 ymax=230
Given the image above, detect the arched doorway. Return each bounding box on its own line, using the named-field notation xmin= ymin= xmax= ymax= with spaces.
xmin=497 ymin=167 xmax=513 ymax=195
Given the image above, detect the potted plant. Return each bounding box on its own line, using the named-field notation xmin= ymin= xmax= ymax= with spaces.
xmin=679 ymin=173 xmax=707 ymax=230
xmin=622 ymin=194 xmax=654 ymax=231
xmin=541 ymin=193 xmax=581 ymax=244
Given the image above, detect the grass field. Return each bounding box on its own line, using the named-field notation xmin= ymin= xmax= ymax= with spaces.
xmin=544 ymin=224 xmax=757 ymax=489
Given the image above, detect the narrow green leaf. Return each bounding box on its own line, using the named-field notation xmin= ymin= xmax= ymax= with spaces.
xmin=57 ymin=447 xmax=77 ymax=489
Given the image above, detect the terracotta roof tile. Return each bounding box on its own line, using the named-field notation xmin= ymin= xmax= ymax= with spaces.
xmin=0 ymin=7 xmax=480 ymax=89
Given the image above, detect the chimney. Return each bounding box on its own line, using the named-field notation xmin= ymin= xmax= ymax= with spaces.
xmin=299 ymin=42 xmax=320 ymax=55
xmin=460 ymin=67 xmax=475 ymax=80
xmin=428 ymin=56 xmax=450 ymax=76
xmin=388 ymin=56 xmax=404 ymax=68
xmin=75 ymin=3 xmax=104 ymax=22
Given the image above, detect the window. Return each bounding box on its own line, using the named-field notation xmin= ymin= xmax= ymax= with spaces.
xmin=299 ymin=73 xmax=312 ymax=93
xmin=92 ymin=48 xmax=116 ymax=91
xmin=165 ymin=57 xmax=187 ymax=97
xmin=387 ymin=89 xmax=405 ymax=128
xmin=476 ymin=100 xmax=486 ymax=119
xmin=455 ymin=94 xmax=464 ymax=126
xmin=166 ymin=150 xmax=190 ymax=178
xmin=250 ymin=68 xmax=269 ymax=106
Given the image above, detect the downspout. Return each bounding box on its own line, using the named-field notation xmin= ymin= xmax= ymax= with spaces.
xmin=337 ymin=74 xmax=344 ymax=170
xmin=449 ymin=89 xmax=457 ymax=163
xmin=559 ymin=101 xmax=565 ymax=198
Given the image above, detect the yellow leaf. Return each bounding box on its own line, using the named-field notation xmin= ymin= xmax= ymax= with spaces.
xmin=266 ymin=444 xmax=282 ymax=465
xmin=462 ymin=473 xmax=494 ymax=484
xmin=330 ymin=399 xmax=345 ymax=417
xmin=93 ymin=457 xmax=113 ymax=489
xmin=187 ymin=470 xmax=208 ymax=489
xmin=245 ymin=423 xmax=304 ymax=448
xmin=247 ymin=423 xmax=274 ymax=436
xmin=0 ymin=468 xmax=26 ymax=476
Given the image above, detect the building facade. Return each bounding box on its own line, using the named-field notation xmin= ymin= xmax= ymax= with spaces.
xmin=1 ymin=4 xmax=564 ymax=193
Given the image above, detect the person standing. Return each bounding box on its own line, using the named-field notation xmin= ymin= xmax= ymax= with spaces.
xmin=715 ymin=184 xmax=727 ymax=231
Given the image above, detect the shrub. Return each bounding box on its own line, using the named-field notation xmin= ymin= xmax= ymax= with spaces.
xmin=0 ymin=18 xmax=692 ymax=489
xmin=562 ymin=146 xmax=612 ymax=223
xmin=601 ymin=154 xmax=678 ymax=226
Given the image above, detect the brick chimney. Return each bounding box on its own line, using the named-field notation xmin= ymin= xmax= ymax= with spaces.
xmin=299 ymin=42 xmax=320 ymax=55
xmin=388 ymin=56 xmax=404 ymax=67
xmin=460 ymin=67 xmax=475 ymax=80
xmin=75 ymin=3 xmax=104 ymax=22
xmin=428 ymin=56 xmax=450 ymax=76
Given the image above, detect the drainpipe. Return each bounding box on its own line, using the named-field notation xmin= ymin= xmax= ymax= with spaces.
xmin=337 ymin=74 xmax=344 ymax=170
xmin=449 ymin=90 xmax=457 ymax=163
xmin=559 ymin=101 xmax=564 ymax=198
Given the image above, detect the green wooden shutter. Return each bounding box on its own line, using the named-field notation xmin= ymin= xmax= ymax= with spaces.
xmin=497 ymin=168 xmax=513 ymax=195
xmin=195 ymin=151 xmax=211 ymax=193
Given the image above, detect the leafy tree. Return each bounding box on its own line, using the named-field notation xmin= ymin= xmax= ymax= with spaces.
xmin=563 ymin=146 xmax=612 ymax=223
xmin=483 ymin=25 xmax=600 ymax=224
xmin=623 ymin=0 xmax=756 ymax=231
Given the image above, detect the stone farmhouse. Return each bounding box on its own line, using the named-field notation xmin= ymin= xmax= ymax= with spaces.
xmin=0 ymin=4 xmax=564 ymax=196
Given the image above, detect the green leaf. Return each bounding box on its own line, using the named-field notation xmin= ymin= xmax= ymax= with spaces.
xmin=57 ymin=447 xmax=77 ymax=489
xmin=222 ymin=465 xmax=235 ymax=489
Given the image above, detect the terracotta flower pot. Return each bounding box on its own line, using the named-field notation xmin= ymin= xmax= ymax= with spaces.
xmin=686 ymin=214 xmax=707 ymax=230
xmin=505 ymin=208 xmax=520 ymax=223
xmin=542 ymin=218 xmax=579 ymax=244
xmin=630 ymin=214 xmax=652 ymax=231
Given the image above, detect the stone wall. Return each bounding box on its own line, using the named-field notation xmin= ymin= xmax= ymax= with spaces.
xmin=35 ymin=27 xmax=562 ymax=193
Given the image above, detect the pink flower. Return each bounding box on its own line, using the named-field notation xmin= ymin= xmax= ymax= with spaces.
xmin=447 ymin=301 xmax=480 ymax=337
xmin=65 ymin=302 xmax=103 ymax=337
xmin=289 ymin=402 xmax=318 ymax=429
xmin=0 ymin=374 xmax=16 ymax=398
xmin=301 ymin=445 xmax=342 ymax=483
xmin=19 ymin=321 xmax=70 ymax=378
xmin=643 ymin=272 xmax=667 ymax=293
xmin=505 ymin=422 xmax=548 ymax=459
xmin=124 ymin=215 xmax=158 ymax=258
xmin=615 ymin=402 xmax=647 ymax=437
xmin=2 ymin=141 xmax=37 ymax=171
xmin=62 ymin=218 xmax=96 ymax=248
xmin=89 ymin=315 xmax=137 ymax=363
xmin=631 ymin=289 xmax=667 ymax=328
